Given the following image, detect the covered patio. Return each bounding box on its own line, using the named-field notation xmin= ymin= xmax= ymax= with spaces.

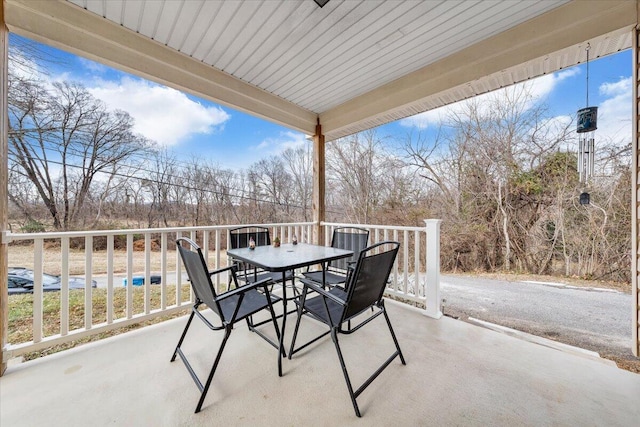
xmin=1 ymin=1 xmax=640 ymax=424
xmin=3 ymin=300 xmax=639 ymax=425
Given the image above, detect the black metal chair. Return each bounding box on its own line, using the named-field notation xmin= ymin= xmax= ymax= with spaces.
xmin=171 ymin=237 xmax=281 ymax=413
xmin=302 ymin=226 xmax=369 ymax=288
xmin=228 ymin=226 xmax=294 ymax=285
xmin=288 ymin=241 xmax=405 ymax=417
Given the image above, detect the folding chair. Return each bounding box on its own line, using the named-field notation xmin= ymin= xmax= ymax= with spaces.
xmin=171 ymin=237 xmax=281 ymax=413
xmin=302 ymin=226 xmax=369 ymax=288
xmin=228 ymin=226 xmax=294 ymax=285
xmin=288 ymin=241 xmax=406 ymax=417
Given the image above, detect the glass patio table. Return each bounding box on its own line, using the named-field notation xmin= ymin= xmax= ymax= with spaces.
xmin=226 ymin=242 xmax=353 ymax=376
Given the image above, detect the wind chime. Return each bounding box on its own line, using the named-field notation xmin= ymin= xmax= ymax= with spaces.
xmin=577 ymin=43 xmax=598 ymax=205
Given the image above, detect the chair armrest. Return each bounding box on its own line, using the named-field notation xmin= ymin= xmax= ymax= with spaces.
xmin=208 ymin=265 xmax=236 ymax=277
xmin=217 ymin=277 xmax=272 ymax=301
xmin=298 ymin=278 xmax=346 ymax=306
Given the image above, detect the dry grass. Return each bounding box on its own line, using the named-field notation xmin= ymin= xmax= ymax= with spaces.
xmin=8 ymin=285 xmax=193 ymax=361
xmin=448 ymin=271 xmax=632 ymax=294
xmin=8 ymin=244 xmax=228 ymax=276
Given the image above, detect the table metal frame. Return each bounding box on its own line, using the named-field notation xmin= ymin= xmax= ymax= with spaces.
xmin=226 ymin=243 xmax=353 ymax=376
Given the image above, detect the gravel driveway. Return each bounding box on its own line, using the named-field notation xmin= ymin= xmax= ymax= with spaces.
xmin=440 ymin=274 xmax=639 ymax=373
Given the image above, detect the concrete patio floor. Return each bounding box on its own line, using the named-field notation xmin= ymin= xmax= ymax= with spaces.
xmin=2 ymin=300 xmax=639 ymax=426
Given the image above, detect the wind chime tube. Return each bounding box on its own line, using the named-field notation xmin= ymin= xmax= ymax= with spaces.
xmin=578 ymin=137 xmax=584 ymax=183
xmin=589 ymin=137 xmax=595 ymax=179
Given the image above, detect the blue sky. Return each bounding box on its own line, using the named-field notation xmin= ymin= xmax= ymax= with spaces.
xmin=12 ymin=34 xmax=632 ymax=169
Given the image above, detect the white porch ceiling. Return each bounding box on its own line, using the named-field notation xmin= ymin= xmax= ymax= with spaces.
xmin=3 ymin=0 xmax=637 ymax=141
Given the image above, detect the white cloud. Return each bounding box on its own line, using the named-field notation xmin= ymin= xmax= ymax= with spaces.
xmin=530 ymin=68 xmax=580 ymax=98
xmin=599 ymin=77 xmax=629 ymax=97
xmin=87 ymin=77 xmax=230 ymax=146
xmin=255 ymin=131 xmax=307 ymax=152
xmin=400 ymin=68 xmax=580 ymax=130
xmin=77 ymin=57 xmax=109 ymax=75
xmin=594 ymin=76 xmax=631 ymax=144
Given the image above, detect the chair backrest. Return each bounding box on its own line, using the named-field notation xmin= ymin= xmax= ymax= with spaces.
xmin=330 ymin=227 xmax=369 ymax=271
xmin=342 ymin=241 xmax=399 ymax=321
xmin=229 ymin=226 xmax=271 ymax=249
xmin=177 ymin=237 xmax=222 ymax=317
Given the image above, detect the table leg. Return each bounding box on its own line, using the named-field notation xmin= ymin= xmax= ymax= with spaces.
xmin=278 ymin=270 xmax=286 ymax=377
xmin=322 ymin=262 xmax=326 ymax=288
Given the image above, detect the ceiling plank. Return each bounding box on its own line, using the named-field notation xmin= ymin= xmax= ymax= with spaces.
xmin=4 ymin=0 xmax=318 ymax=135
xmin=320 ymin=0 xmax=637 ymax=140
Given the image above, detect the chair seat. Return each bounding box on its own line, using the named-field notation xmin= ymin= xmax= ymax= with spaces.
xmin=239 ymin=270 xmax=294 ymax=284
xmin=220 ymin=289 xmax=282 ymax=321
xmin=302 ymin=287 xmax=347 ymax=327
xmin=302 ymin=270 xmax=347 ymax=286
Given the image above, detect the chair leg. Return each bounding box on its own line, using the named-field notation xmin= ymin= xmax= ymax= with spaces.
xmin=331 ymin=328 xmax=361 ymax=417
xmin=288 ymin=292 xmax=307 ymax=359
xmin=266 ymin=294 xmax=285 ymax=358
xmin=171 ymin=311 xmax=195 ymax=362
xmin=195 ymin=325 xmax=232 ymax=413
xmin=383 ymin=307 xmax=406 ymax=365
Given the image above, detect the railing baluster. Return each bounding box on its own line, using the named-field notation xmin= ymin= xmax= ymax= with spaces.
xmin=61 ymin=237 xmax=69 ymax=335
xmin=176 ymin=231 xmax=182 ymax=306
xmin=107 ymin=235 xmax=114 ymax=324
xmin=215 ymin=230 xmax=221 ymax=270
xmin=414 ymin=230 xmax=420 ymax=297
xmin=215 ymin=229 xmax=221 ymax=290
xmin=393 ymin=229 xmax=399 ymax=291
xmin=403 ymin=230 xmax=409 ymax=295
xmin=189 ymin=231 xmax=196 ymax=301
xmin=126 ymin=234 xmax=133 ymax=319
xmin=226 ymin=229 xmax=231 ymax=267
xmin=161 ymin=232 xmax=167 ymax=311
xmin=203 ymin=231 xmax=209 ymax=262
xmin=144 ymin=233 xmax=151 ymax=315
xmin=85 ymin=236 xmax=93 ymax=329
xmin=33 ymin=238 xmax=43 ymax=343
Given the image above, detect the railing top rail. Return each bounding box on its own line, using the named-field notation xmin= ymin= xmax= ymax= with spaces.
xmin=321 ymin=221 xmax=427 ymax=233
xmin=5 ymin=222 xmax=317 ymax=241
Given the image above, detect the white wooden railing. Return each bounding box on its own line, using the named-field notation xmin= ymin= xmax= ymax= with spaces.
xmin=322 ymin=220 xmax=441 ymax=317
xmin=3 ymin=220 xmax=440 ymax=360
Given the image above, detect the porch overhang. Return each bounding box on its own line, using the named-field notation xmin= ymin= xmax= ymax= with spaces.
xmin=1 ymin=0 xmax=639 ymax=373
xmin=2 ymin=0 xmax=636 ymax=141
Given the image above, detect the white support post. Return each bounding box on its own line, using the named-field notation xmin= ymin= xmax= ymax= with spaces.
xmin=424 ymin=219 xmax=442 ymax=319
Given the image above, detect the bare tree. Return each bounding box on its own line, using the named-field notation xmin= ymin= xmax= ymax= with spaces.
xmin=327 ymin=129 xmax=387 ymax=223
xmin=282 ymin=143 xmax=313 ymax=221
xmin=8 ymin=78 xmax=152 ymax=230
